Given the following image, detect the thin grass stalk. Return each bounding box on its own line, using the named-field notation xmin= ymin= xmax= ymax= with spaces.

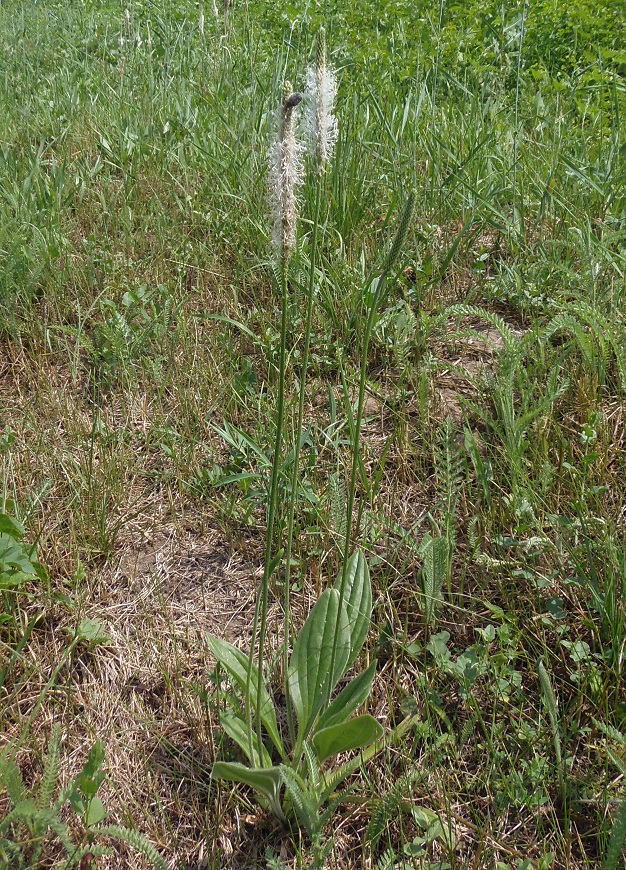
xmin=429 ymin=0 xmax=445 ymax=219
xmin=243 ymin=256 xmax=289 ymax=761
xmin=339 ymin=192 xmax=415 ymax=575
xmin=513 ymin=0 xmax=526 ymax=235
xmin=512 ymin=0 xmax=528 ymax=236
xmin=325 ymin=192 xmax=415 ymax=707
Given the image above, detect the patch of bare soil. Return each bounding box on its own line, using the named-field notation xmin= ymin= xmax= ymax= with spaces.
xmin=115 ymin=522 xmax=258 ymax=645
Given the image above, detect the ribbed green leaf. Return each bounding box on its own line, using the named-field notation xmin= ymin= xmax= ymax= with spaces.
xmin=220 ymin=711 xmax=272 ymax=768
xmin=288 ymin=589 xmax=351 ymax=742
xmin=211 ymin=762 xmax=284 ymax=820
xmin=206 ymin=634 xmax=283 ymax=756
xmin=312 ymin=714 xmax=383 ymax=763
xmin=334 ymin=550 xmax=372 ymax=668
xmin=315 ymin=659 xmax=377 ymax=733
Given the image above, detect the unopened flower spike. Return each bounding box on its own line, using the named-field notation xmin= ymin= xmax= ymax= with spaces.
xmin=305 ymin=26 xmax=338 ymax=171
xmin=269 ymin=81 xmax=304 ymax=261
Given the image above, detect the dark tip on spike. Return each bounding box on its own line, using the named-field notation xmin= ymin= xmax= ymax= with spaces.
xmin=284 ymin=92 xmax=303 ymax=109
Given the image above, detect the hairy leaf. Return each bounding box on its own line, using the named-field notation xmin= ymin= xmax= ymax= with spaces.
xmin=220 ymin=711 xmax=271 ymax=768
xmin=206 ymin=634 xmax=283 ymax=756
xmin=212 ymin=762 xmax=284 ymax=820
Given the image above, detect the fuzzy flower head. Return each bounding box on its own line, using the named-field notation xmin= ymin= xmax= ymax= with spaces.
xmin=269 ymin=82 xmax=304 ymax=261
xmin=305 ymin=27 xmax=338 ymax=171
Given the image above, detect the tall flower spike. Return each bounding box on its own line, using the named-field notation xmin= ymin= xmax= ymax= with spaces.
xmin=305 ymin=27 xmax=338 ymax=171
xmin=269 ymin=82 xmax=304 ymax=261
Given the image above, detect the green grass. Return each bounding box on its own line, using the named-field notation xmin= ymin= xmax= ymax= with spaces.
xmin=0 ymin=0 xmax=625 ymax=867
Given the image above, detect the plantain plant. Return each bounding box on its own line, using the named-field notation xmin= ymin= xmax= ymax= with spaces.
xmin=208 ymin=549 xmax=381 ymax=838
xmin=208 ymin=30 xmax=414 ymax=859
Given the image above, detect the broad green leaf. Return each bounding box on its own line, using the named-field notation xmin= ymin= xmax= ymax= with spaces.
xmin=74 ymin=742 xmax=105 ymax=795
xmin=0 ymin=536 xmax=36 ymax=574
xmin=288 ymin=589 xmax=351 ymax=743
xmin=412 ymin=806 xmax=456 ymax=849
xmin=315 ymin=659 xmax=377 ymax=733
xmin=0 ymin=514 xmax=24 ymax=539
xmin=334 ymin=550 xmax=372 ymax=667
xmin=220 ymin=711 xmax=271 ymax=768
xmin=72 ymin=618 xmax=110 ymax=646
xmin=68 ymin=792 xmax=87 ymax=817
xmin=311 ymin=714 xmax=383 ymax=763
xmin=211 ymin=762 xmax=284 ymax=820
xmin=0 ymin=570 xmax=31 ymax=589
xmin=84 ymin=796 xmax=106 ymax=826
xmin=206 ymin=634 xmax=284 ymax=756
xmin=69 ymin=742 xmax=106 ymax=819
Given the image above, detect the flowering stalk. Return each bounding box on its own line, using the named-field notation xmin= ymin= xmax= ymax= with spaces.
xmin=270 ymin=84 xmax=304 ymax=261
xmin=246 ymin=83 xmax=303 ymax=760
xmin=283 ymin=27 xmax=339 ymax=743
xmin=305 ymin=26 xmax=338 ymax=172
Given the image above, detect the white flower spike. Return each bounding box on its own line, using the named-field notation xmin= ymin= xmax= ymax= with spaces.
xmin=269 ymin=83 xmax=304 ymax=261
xmin=305 ymin=27 xmax=338 ymax=171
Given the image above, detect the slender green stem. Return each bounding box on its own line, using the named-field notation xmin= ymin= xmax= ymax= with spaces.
xmin=283 ymin=180 xmax=323 ymax=746
xmin=246 ymin=258 xmax=290 ymax=761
